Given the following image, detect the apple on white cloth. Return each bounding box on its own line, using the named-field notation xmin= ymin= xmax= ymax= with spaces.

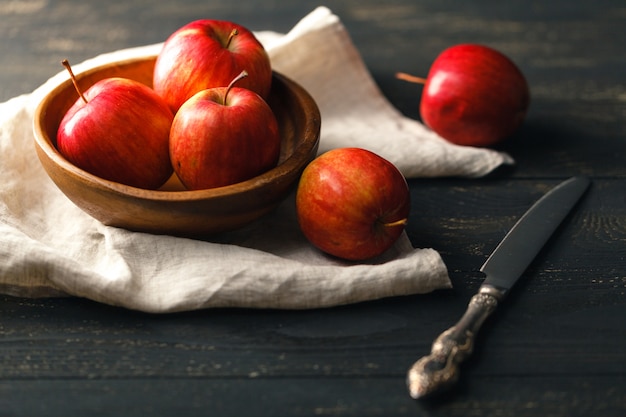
xmin=0 ymin=7 xmax=513 ymax=312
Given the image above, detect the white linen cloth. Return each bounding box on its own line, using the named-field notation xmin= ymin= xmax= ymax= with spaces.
xmin=0 ymin=7 xmax=513 ymax=313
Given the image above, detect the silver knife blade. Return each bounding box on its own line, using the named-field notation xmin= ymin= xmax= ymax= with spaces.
xmin=407 ymin=176 xmax=590 ymax=400
xmin=480 ymin=176 xmax=591 ymax=293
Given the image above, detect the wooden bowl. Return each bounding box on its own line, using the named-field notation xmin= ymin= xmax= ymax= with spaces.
xmin=33 ymin=56 xmax=321 ymax=237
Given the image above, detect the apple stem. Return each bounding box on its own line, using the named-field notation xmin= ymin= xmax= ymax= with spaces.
xmin=395 ymin=72 xmax=427 ymax=85
xmin=384 ymin=218 xmax=408 ymax=228
xmin=226 ymin=28 xmax=239 ymax=49
xmin=61 ymin=59 xmax=88 ymax=104
xmin=223 ymin=70 xmax=249 ymax=104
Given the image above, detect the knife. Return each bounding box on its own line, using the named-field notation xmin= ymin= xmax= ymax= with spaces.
xmin=406 ymin=176 xmax=590 ymax=399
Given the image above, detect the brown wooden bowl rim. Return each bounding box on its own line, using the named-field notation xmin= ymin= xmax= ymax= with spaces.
xmin=32 ymin=56 xmax=321 ymax=203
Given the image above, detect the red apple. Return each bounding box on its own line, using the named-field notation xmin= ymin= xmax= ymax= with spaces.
xmin=397 ymin=44 xmax=530 ymax=147
xmin=295 ymin=147 xmax=410 ymax=261
xmin=56 ymin=60 xmax=174 ymax=189
xmin=153 ymin=19 xmax=272 ymax=112
xmin=169 ymin=71 xmax=281 ymax=190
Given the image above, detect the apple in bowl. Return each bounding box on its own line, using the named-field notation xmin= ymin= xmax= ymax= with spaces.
xmin=56 ymin=61 xmax=174 ymax=190
xmin=153 ymin=19 xmax=272 ymax=113
xmin=170 ymin=71 xmax=281 ymax=190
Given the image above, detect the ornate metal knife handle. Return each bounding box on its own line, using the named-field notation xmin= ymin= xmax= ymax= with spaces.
xmin=406 ymin=285 xmax=503 ymax=399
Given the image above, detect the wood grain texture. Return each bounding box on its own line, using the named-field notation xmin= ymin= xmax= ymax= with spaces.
xmin=1 ymin=0 xmax=625 ymax=416
xmin=1 ymin=376 xmax=624 ymax=417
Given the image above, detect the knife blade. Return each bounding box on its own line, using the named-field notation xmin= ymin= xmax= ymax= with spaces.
xmin=406 ymin=176 xmax=590 ymax=400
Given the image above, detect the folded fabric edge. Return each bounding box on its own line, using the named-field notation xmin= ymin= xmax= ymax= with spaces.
xmin=118 ymin=248 xmax=452 ymax=314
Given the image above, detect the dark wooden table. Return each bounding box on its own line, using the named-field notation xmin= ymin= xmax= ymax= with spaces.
xmin=1 ymin=1 xmax=625 ymax=416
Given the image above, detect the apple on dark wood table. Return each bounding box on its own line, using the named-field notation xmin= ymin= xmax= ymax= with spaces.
xmin=153 ymin=19 xmax=272 ymax=113
xmin=56 ymin=60 xmax=174 ymax=190
xmin=397 ymin=43 xmax=530 ymax=147
xmin=169 ymin=71 xmax=281 ymax=191
xmin=296 ymin=148 xmax=410 ymax=261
